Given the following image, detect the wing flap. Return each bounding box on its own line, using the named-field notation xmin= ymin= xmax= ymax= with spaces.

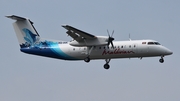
xmin=66 ymin=30 xmax=82 ymax=41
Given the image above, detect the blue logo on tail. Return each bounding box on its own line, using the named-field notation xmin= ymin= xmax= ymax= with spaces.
xmin=20 ymin=28 xmax=40 ymax=48
xmin=20 ymin=28 xmax=58 ymax=49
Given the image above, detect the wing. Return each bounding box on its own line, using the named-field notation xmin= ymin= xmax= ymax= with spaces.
xmin=62 ymin=25 xmax=96 ymax=42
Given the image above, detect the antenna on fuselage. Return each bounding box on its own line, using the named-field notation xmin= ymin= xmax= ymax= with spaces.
xmin=129 ymin=33 xmax=131 ymax=41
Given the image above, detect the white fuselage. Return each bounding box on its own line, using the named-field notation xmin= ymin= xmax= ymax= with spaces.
xmin=58 ymin=39 xmax=172 ymax=60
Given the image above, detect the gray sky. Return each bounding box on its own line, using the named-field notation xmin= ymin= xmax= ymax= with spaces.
xmin=1 ymin=0 xmax=180 ymax=101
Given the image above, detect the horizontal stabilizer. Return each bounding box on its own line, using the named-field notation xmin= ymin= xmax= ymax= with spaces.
xmin=6 ymin=15 xmax=26 ymax=21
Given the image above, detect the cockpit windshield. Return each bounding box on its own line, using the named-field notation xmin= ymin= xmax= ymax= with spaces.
xmin=147 ymin=42 xmax=161 ymax=45
xmin=154 ymin=42 xmax=160 ymax=45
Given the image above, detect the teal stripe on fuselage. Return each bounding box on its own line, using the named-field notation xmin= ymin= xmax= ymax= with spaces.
xmin=48 ymin=42 xmax=78 ymax=60
xmin=20 ymin=41 xmax=79 ymax=60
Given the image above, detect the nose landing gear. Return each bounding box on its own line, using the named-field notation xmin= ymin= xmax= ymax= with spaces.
xmin=159 ymin=56 xmax=164 ymax=63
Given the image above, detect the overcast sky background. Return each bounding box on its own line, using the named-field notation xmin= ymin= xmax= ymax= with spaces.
xmin=0 ymin=0 xmax=180 ymax=101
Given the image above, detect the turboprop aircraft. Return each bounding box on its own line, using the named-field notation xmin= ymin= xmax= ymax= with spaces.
xmin=6 ymin=15 xmax=173 ymax=69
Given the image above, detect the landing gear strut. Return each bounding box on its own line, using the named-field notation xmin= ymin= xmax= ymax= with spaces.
xmin=159 ymin=56 xmax=164 ymax=63
xmin=104 ymin=59 xmax=111 ymax=69
xmin=84 ymin=46 xmax=94 ymax=63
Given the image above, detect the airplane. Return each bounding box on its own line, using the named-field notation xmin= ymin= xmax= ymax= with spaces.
xmin=6 ymin=15 xmax=173 ymax=69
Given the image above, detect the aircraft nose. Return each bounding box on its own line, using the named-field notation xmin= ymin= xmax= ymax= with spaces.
xmin=165 ymin=48 xmax=173 ymax=55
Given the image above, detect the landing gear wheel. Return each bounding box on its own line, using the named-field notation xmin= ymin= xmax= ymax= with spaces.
xmin=104 ymin=64 xmax=110 ymax=69
xmin=159 ymin=58 xmax=164 ymax=63
xmin=84 ymin=57 xmax=90 ymax=63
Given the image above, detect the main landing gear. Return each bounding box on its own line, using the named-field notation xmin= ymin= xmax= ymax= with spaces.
xmin=84 ymin=46 xmax=94 ymax=63
xmin=84 ymin=58 xmax=111 ymax=70
xmin=84 ymin=57 xmax=90 ymax=62
xmin=104 ymin=59 xmax=111 ymax=69
xmin=104 ymin=64 xmax=110 ymax=69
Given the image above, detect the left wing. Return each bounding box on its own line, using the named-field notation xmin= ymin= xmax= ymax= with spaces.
xmin=62 ymin=25 xmax=96 ymax=42
xmin=62 ymin=25 xmax=108 ymax=47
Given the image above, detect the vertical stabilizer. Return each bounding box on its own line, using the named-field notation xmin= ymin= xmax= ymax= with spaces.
xmin=6 ymin=15 xmax=40 ymax=48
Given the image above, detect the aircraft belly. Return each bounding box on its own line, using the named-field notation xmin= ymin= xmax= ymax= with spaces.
xmin=60 ymin=45 xmax=87 ymax=59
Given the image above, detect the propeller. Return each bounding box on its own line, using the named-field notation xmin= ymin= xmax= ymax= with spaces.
xmin=107 ymin=30 xmax=115 ymax=48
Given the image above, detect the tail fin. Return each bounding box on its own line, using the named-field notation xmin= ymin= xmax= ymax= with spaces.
xmin=6 ymin=15 xmax=40 ymax=48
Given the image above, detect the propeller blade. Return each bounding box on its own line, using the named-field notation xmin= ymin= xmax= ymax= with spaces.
xmin=107 ymin=30 xmax=110 ymax=36
xmin=108 ymin=40 xmax=110 ymax=45
xmin=110 ymin=41 xmax=114 ymax=48
xmin=111 ymin=30 xmax=114 ymax=37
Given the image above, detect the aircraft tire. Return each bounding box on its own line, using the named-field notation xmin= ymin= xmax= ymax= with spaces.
xmin=84 ymin=57 xmax=90 ymax=63
xmin=104 ymin=64 xmax=110 ymax=69
xmin=159 ymin=58 xmax=164 ymax=63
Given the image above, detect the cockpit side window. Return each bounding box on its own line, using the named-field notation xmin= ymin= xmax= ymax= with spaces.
xmin=148 ymin=42 xmax=154 ymax=45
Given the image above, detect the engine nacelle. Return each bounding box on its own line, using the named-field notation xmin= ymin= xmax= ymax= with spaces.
xmin=69 ymin=36 xmax=108 ymax=47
